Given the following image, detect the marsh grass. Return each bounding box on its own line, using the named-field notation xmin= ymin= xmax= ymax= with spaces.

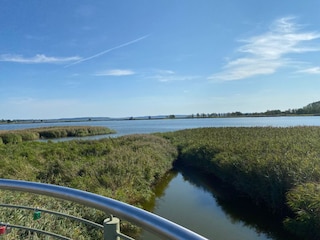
xmin=0 ymin=126 xmax=115 ymax=143
xmin=160 ymin=126 xmax=320 ymax=239
xmin=0 ymin=134 xmax=177 ymax=239
xmin=2 ymin=126 xmax=320 ymax=239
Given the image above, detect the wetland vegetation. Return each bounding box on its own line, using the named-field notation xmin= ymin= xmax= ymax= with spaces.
xmin=0 ymin=126 xmax=320 ymax=239
xmin=160 ymin=127 xmax=320 ymax=239
xmin=0 ymin=132 xmax=177 ymax=239
xmin=0 ymin=126 xmax=115 ymax=144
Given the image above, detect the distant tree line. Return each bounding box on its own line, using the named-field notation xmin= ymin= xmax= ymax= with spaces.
xmin=1 ymin=119 xmax=14 ymax=123
xmin=191 ymin=100 xmax=320 ymax=118
xmin=2 ymin=101 xmax=320 ymax=123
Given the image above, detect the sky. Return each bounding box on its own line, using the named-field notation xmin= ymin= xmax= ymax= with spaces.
xmin=1 ymin=0 xmax=320 ymax=119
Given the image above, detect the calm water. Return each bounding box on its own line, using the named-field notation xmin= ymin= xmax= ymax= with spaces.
xmin=1 ymin=116 xmax=319 ymax=239
xmin=140 ymin=166 xmax=297 ymax=240
xmin=1 ymin=116 xmax=320 ymax=136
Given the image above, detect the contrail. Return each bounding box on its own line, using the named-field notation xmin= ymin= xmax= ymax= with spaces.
xmin=64 ymin=34 xmax=150 ymax=68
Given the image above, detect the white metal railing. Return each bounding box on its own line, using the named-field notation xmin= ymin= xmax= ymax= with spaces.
xmin=0 ymin=179 xmax=208 ymax=240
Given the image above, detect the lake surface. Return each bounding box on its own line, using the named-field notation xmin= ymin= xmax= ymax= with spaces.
xmin=2 ymin=116 xmax=320 ymax=136
xmin=1 ymin=116 xmax=318 ymax=239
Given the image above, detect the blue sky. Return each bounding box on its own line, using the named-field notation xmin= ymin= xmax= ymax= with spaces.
xmin=1 ymin=1 xmax=320 ymax=119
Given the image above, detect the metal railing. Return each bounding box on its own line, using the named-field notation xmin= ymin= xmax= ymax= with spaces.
xmin=0 ymin=179 xmax=208 ymax=239
xmin=0 ymin=203 xmax=104 ymax=229
xmin=0 ymin=222 xmax=72 ymax=240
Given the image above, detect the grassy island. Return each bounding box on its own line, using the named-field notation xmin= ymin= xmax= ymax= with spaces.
xmin=0 ymin=126 xmax=116 ymax=144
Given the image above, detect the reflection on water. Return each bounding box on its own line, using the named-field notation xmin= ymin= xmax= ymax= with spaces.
xmin=0 ymin=117 xmax=314 ymax=239
xmin=140 ymin=164 xmax=299 ymax=240
xmin=142 ymin=171 xmax=178 ymax=213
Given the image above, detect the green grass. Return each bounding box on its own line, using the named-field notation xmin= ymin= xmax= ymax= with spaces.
xmin=0 ymin=126 xmax=116 ymax=143
xmin=0 ymin=134 xmax=177 ymax=239
xmin=2 ymin=126 xmax=320 ymax=239
xmin=160 ymin=126 xmax=320 ymax=239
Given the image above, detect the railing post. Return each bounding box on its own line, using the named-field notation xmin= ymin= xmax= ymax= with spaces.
xmin=103 ymin=215 xmax=120 ymax=240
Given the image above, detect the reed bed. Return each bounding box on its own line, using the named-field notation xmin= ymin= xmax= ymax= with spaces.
xmin=161 ymin=126 xmax=320 ymax=239
xmin=2 ymin=125 xmax=319 ymax=239
xmin=0 ymin=126 xmax=116 ymax=144
xmin=0 ymin=134 xmax=177 ymax=239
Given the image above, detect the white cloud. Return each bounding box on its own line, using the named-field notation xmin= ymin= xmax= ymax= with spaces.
xmin=212 ymin=57 xmax=285 ymax=81
xmin=0 ymin=54 xmax=81 ymax=64
xmin=150 ymin=70 xmax=199 ymax=82
xmin=209 ymin=17 xmax=320 ymax=81
xmin=94 ymin=69 xmax=135 ymax=76
xmin=298 ymin=66 xmax=320 ymax=74
xmin=156 ymin=70 xmax=176 ymax=75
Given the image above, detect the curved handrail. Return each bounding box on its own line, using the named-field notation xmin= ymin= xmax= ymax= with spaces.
xmin=0 ymin=179 xmax=208 ymax=240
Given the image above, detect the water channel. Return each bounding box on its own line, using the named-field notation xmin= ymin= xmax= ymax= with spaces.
xmin=139 ymin=164 xmax=298 ymax=240
xmin=1 ymin=116 xmax=320 ymax=239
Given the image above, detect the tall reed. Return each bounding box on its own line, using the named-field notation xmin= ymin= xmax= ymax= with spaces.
xmin=161 ymin=126 xmax=320 ymax=239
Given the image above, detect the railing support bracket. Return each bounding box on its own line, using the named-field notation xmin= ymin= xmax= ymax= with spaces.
xmin=104 ymin=215 xmax=120 ymax=240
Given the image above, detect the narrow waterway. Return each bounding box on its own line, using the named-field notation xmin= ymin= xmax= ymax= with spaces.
xmin=140 ymin=165 xmax=298 ymax=240
xmin=1 ymin=117 xmax=316 ymax=239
